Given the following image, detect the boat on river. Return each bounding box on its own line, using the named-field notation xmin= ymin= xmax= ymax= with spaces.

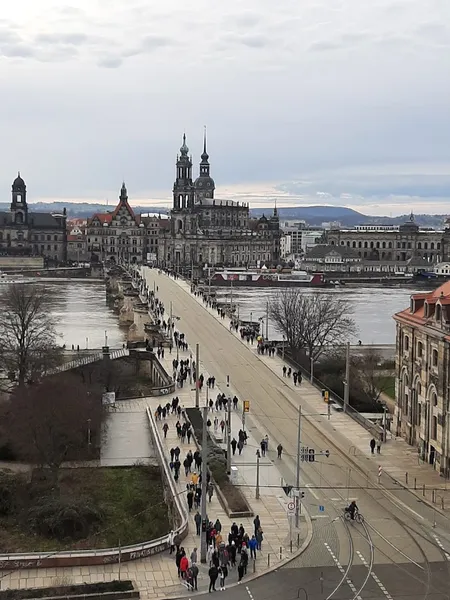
xmin=0 ymin=272 xmax=35 ymax=285
xmin=208 ymin=269 xmax=330 ymax=287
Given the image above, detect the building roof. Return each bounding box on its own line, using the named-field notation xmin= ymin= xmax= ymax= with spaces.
xmin=305 ymin=244 xmax=360 ymax=259
xmin=0 ymin=211 xmax=64 ymax=229
xmin=394 ymin=280 xmax=450 ymax=327
xmin=67 ymin=234 xmax=85 ymax=242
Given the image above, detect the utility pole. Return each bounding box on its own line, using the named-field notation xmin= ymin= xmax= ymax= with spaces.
xmin=200 ymin=406 xmax=208 ymax=563
xmin=295 ymin=406 xmax=302 ymax=528
xmin=265 ymin=301 xmax=269 ymax=340
xmin=256 ymin=450 xmax=260 ymax=499
xmin=195 ymin=343 xmax=200 ymax=408
xmin=169 ymin=301 xmax=173 ymax=342
xmin=344 ymin=342 xmax=350 ymax=413
xmin=227 ymin=376 xmax=231 ymax=474
xmin=383 ymin=405 xmax=388 ymax=442
xmin=310 ymin=355 xmax=314 ymax=383
xmin=230 ymin=280 xmax=233 ymax=312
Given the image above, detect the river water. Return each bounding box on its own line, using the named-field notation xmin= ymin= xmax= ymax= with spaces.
xmin=0 ymin=280 xmax=126 ymax=350
xmin=214 ymin=285 xmax=433 ymax=344
xmin=0 ymin=280 xmax=431 ymax=348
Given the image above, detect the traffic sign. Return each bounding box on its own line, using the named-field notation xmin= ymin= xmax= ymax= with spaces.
xmin=243 ymin=400 xmax=250 ymax=413
xmin=283 ymin=485 xmax=293 ymax=497
xmin=287 ymin=501 xmax=295 ymax=511
xmin=319 ymin=505 xmax=325 ymax=512
xmin=320 ymin=450 xmax=330 ymax=458
xmin=308 ymin=448 xmax=315 ymax=463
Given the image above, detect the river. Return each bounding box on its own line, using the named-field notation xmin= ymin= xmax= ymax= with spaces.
xmin=0 ymin=279 xmax=431 ymax=347
xmin=0 ymin=279 xmax=126 ymax=349
xmin=214 ymin=285 xmax=433 ymax=344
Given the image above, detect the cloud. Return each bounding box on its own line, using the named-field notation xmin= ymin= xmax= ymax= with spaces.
xmin=34 ymin=32 xmax=90 ymax=45
xmin=140 ymin=34 xmax=174 ymax=50
xmin=97 ymin=56 xmax=123 ymax=68
xmin=1 ymin=44 xmax=35 ymax=58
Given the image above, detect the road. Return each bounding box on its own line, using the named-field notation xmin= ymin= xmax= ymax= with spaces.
xmin=142 ymin=268 xmax=450 ymax=600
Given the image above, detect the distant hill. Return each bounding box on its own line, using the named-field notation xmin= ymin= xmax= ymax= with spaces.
xmin=251 ymin=205 xmax=448 ymax=228
xmin=251 ymin=205 xmax=367 ymax=225
xmin=0 ymin=202 xmax=168 ymax=219
xmin=0 ymin=201 xmax=447 ymax=228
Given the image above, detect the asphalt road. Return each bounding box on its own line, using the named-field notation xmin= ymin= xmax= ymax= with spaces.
xmin=142 ymin=268 xmax=450 ymax=600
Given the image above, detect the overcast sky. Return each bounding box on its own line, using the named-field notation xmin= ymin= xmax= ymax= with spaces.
xmin=1 ymin=0 xmax=449 ymax=216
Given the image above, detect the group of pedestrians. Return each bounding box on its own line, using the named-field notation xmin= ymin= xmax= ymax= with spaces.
xmin=282 ymin=365 xmax=303 ymax=385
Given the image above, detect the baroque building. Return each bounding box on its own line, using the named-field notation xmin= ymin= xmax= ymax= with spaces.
xmin=326 ymin=216 xmax=445 ymax=264
xmin=0 ymin=173 xmax=67 ymax=262
xmin=393 ymin=282 xmax=450 ymax=476
xmin=87 ymin=183 xmax=165 ymax=264
xmin=159 ymin=133 xmax=281 ymax=272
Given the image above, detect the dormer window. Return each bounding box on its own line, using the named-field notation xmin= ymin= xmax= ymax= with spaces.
xmin=436 ymin=304 xmax=442 ymax=322
xmin=410 ymin=298 xmax=414 ymax=313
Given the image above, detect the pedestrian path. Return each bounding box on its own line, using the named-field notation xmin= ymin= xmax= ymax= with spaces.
xmin=164 ymin=272 xmax=450 ymax=512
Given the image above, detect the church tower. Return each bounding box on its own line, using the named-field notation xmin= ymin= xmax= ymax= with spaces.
xmin=173 ymin=134 xmax=194 ymax=211
xmin=194 ymin=128 xmax=215 ymax=202
xmin=11 ymin=172 xmax=28 ymax=225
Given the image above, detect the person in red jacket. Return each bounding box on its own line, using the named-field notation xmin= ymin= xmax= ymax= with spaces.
xmin=180 ymin=554 xmax=189 ymax=579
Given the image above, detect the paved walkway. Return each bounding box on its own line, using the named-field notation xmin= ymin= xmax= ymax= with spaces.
xmin=165 ymin=272 xmax=450 ymax=512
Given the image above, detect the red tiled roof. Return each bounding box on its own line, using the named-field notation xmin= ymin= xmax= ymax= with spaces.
xmin=67 ymin=234 xmax=85 ymax=242
xmin=394 ymin=281 xmax=450 ymax=327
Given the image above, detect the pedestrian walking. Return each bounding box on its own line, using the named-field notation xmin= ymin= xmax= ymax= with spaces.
xmin=256 ymin=528 xmax=264 ymax=551
xmin=180 ymin=554 xmax=189 ymax=579
xmin=231 ymin=437 xmax=237 ymax=455
xmin=253 ymin=515 xmax=261 ymax=536
xmin=219 ymin=564 xmax=228 ymax=590
xmin=194 ymin=511 xmax=202 ymax=535
xmin=370 ymin=438 xmax=376 ymax=454
xmin=208 ymin=482 xmax=214 ymax=503
xmin=190 ymin=563 xmax=199 ymax=590
xmin=277 ymin=443 xmax=283 ymax=458
xmin=191 ymin=547 xmax=198 ymax=564
xmin=208 ymin=565 xmax=218 ymax=592
xmin=376 ymin=439 xmax=382 ymax=454
xmin=282 ymin=365 xmax=287 ymax=377
xmin=168 ymin=530 xmax=175 ymax=554
xmin=249 ymin=535 xmax=257 ymax=560
xmin=238 ymin=561 xmax=245 ymax=583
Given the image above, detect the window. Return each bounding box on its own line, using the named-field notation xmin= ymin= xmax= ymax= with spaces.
xmin=404 ymin=335 xmax=409 ymax=351
xmin=54 ymin=245 xmax=57 ymax=251
xmin=47 ymin=245 xmax=51 ymax=250
xmin=54 ymin=235 xmax=58 ymax=241
xmin=47 ymin=235 xmax=51 ymax=241
xmin=432 ymin=349 xmax=438 ymax=367
xmin=432 ymin=416 xmax=437 ymax=440
xmin=432 ymin=391 xmax=438 ymax=407
xmin=436 ymin=305 xmax=442 ymax=322
xmin=417 ymin=341 xmax=423 ymax=357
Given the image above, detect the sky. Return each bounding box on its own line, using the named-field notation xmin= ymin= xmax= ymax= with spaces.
xmin=1 ymin=0 xmax=450 ymax=216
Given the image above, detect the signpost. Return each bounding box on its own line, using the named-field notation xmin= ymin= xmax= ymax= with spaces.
xmin=243 ymin=400 xmax=250 ymax=430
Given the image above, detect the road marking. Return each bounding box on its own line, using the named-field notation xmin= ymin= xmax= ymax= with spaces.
xmin=246 ymin=585 xmax=254 ymax=599
xmin=305 ymin=483 xmax=319 ymax=500
xmin=432 ymin=534 xmax=450 ymax=560
xmin=356 ymin=550 xmax=393 ymax=600
xmin=324 ymin=542 xmax=362 ymax=600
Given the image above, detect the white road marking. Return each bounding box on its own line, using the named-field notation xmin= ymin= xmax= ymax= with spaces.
xmin=324 ymin=542 xmax=362 ymax=600
xmin=305 ymin=483 xmax=319 ymax=500
xmin=246 ymin=585 xmax=254 ymax=599
xmin=432 ymin=534 xmax=450 ymax=560
xmin=356 ymin=550 xmax=393 ymax=600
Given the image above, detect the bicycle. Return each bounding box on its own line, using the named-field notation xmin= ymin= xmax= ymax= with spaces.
xmin=344 ymin=508 xmax=364 ymax=524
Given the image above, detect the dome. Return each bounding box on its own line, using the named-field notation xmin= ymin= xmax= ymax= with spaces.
xmin=194 ymin=176 xmax=215 ymax=189
xmin=180 ymin=133 xmax=189 ymax=156
xmin=12 ymin=172 xmax=26 ymax=189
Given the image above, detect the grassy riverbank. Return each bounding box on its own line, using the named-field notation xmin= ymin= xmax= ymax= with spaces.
xmin=0 ymin=466 xmax=169 ymax=552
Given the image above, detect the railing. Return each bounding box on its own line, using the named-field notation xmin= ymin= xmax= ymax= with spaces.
xmin=48 ymin=349 xmax=130 ymax=375
xmin=0 ymin=398 xmax=187 ymax=569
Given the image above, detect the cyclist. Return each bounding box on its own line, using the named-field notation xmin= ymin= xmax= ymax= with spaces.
xmin=347 ymin=500 xmax=358 ymax=520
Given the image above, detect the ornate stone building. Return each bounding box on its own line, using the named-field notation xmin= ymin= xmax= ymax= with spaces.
xmin=326 ymin=216 xmax=445 ymax=264
xmin=393 ymin=282 xmax=450 ymax=476
xmin=0 ymin=173 xmax=67 ymax=262
xmin=87 ymin=184 xmax=166 ymax=264
xmin=159 ymin=133 xmax=281 ymax=272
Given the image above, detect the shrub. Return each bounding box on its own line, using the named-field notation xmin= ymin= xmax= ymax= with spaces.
xmin=185 ymin=408 xmax=250 ymax=513
xmin=27 ymin=496 xmax=104 ymax=541
xmin=0 ymin=580 xmax=134 ymax=600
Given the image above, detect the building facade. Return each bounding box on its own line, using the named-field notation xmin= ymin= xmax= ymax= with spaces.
xmin=87 ymin=184 xmax=167 ymax=264
xmin=393 ymin=282 xmax=450 ymax=476
xmin=159 ymin=134 xmax=281 ymax=272
xmin=301 ymin=245 xmax=361 ymax=272
xmin=326 ymin=217 xmax=445 ymax=264
xmin=0 ymin=174 xmax=67 ymax=263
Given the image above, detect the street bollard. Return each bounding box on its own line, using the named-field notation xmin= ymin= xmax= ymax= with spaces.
xmin=414 ymin=477 xmax=417 ymax=490
xmin=267 ymin=554 xmax=271 ymax=567
xmin=406 ymin=472 xmax=408 ymax=485
xmin=280 ymin=546 xmax=283 ymax=559
xmin=297 ymin=533 xmax=300 ymax=547
xmin=442 ymin=497 xmax=445 ymax=510
xmin=290 ymin=540 xmax=293 ymax=553
xmin=432 ymin=489 xmax=436 ymax=504
xmin=253 ymin=559 xmax=256 ymax=573
xmin=423 ymin=484 xmax=426 ymax=497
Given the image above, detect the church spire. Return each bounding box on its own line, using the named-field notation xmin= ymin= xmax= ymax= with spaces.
xmin=201 ymin=126 xmax=209 ymax=161
xmin=120 ymin=181 xmax=128 ymax=201
xmin=273 ymin=199 xmax=278 ymax=217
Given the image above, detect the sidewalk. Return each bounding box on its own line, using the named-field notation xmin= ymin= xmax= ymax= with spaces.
xmin=150 ymin=344 xmax=309 ymax=594
xmin=162 ymin=272 xmax=450 ymax=512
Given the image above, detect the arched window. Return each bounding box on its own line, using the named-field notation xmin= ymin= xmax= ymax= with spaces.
xmin=418 ymin=242 xmax=422 ymax=249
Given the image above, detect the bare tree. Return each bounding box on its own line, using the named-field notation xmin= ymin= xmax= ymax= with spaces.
xmin=351 ymin=349 xmax=389 ymax=405
xmin=0 ymin=284 xmax=59 ymax=385
xmin=7 ymin=376 xmax=104 ymax=485
xmin=269 ymin=290 xmax=358 ymax=362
